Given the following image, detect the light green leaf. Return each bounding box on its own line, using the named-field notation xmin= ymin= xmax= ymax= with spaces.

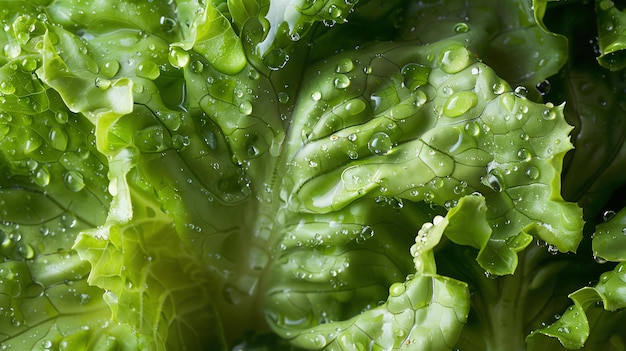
xmin=174 ymin=0 xmax=247 ymax=74
xmin=281 ymin=38 xmax=581 ymax=275
xmin=593 ymin=207 xmax=626 ymax=262
xmin=595 ymin=0 xmax=626 ymax=70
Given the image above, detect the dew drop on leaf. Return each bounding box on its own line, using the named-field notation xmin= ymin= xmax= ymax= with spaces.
xmin=525 ymin=166 xmax=540 ymax=180
xmin=101 ymin=60 xmax=120 ymax=78
xmin=63 ymin=170 xmax=85 ymax=192
xmin=464 ymin=121 xmax=480 ymax=136
xmin=438 ymin=44 xmax=471 ymax=74
xmin=34 ymin=165 xmax=50 ymax=187
xmin=454 ymin=22 xmax=469 ymax=33
xmin=516 ymin=148 xmax=531 ymax=162
xmin=311 ymin=91 xmax=322 ymax=101
xmin=55 ymin=110 xmax=69 ymax=124
xmin=492 ymin=81 xmax=506 ymax=95
xmin=367 ymin=132 xmax=392 ymax=155
xmin=135 ymin=60 xmax=161 ymax=80
xmin=48 ymin=127 xmax=68 ymax=151
xmin=514 ymin=86 xmax=528 ymax=98
xmin=239 ymin=101 xmax=253 ymax=115
xmin=401 ymin=63 xmax=430 ymax=90
xmin=602 ymin=210 xmax=616 ymax=222
xmin=17 ymin=243 xmax=34 ymax=259
xmin=20 ymin=57 xmax=37 ymax=71
xmin=333 ymin=73 xmax=350 ymax=89
xmin=3 ymin=42 xmax=21 ymax=59
xmin=0 ymin=81 xmax=15 ymax=95
xmin=159 ymin=16 xmax=177 ymax=33
xmin=389 ymin=282 xmax=406 ymax=296
xmin=483 ymin=165 xmax=505 ymax=192
xmin=327 ymin=4 xmax=342 ymax=18
xmin=168 ymin=46 xmax=189 ymax=68
xmin=335 ymin=58 xmax=354 ymax=73
xmin=190 ymin=60 xmax=204 ymax=73
xmin=278 ymin=91 xmax=289 ymax=103
xmin=94 ymin=77 xmax=111 ymax=90
xmin=414 ymin=90 xmax=428 ymax=107
xmin=542 ymin=108 xmax=556 ymax=120
xmin=443 ymin=91 xmax=478 ymax=117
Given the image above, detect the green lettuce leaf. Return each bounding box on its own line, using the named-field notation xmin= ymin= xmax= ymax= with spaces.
xmin=0 ymin=0 xmax=599 ymax=350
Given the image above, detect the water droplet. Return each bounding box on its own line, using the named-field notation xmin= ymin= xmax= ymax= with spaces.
xmin=64 ymin=171 xmax=85 ymax=192
xmin=264 ymin=49 xmax=290 ymax=70
xmin=34 ymin=166 xmax=51 ymax=187
xmin=454 ymin=22 xmax=469 ymax=33
xmin=59 ymin=213 xmax=77 ymax=229
xmin=20 ymin=57 xmax=38 ymax=71
xmin=516 ymin=148 xmax=531 ymax=162
xmin=389 ymin=282 xmax=406 ymax=296
xmin=278 ymin=91 xmax=289 ymax=103
xmin=24 ymin=135 xmax=42 ymax=153
xmin=55 ymin=110 xmax=69 ymax=124
xmin=328 ymin=4 xmax=342 ymax=18
xmin=443 ymin=91 xmax=478 ymax=117
xmin=168 ymin=46 xmax=189 ymax=68
xmin=48 ymin=127 xmax=68 ymax=151
xmin=483 ymin=165 xmax=505 ymax=192
xmin=311 ymin=91 xmax=322 ymax=101
xmin=602 ymin=210 xmax=616 ymax=222
xmin=347 ymin=133 xmax=357 ymax=142
xmin=356 ymin=226 xmax=374 ymax=243
xmin=536 ymin=80 xmax=551 ymax=96
xmin=159 ymin=16 xmax=177 ymax=33
xmin=17 ymin=243 xmax=34 ymax=259
xmin=3 ymin=42 xmax=21 ymax=59
xmin=41 ymin=340 xmax=53 ymax=349
xmin=0 ymin=81 xmax=15 ymax=95
xmin=464 ymin=121 xmax=480 ymax=136
xmin=542 ymin=108 xmax=556 ymax=120
xmin=190 ymin=60 xmax=204 ymax=73
xmin=135 ymin=60 xmax=161 ymax=80
xmin=401 ymin=63 xmax=430 ymax=90
xmin=414 ymin=90 xmax=428 ymax=107
xmin=247 ymin=68 xmax=260 ymax=80
xmin=514 ymin=86 xmax=528 ymax=98
xmin=525 ymin=166 xmax=540 ymax=180
xmin=94 ymin=77 xmax=111 ymax=90
xmin=247 ymin=143 xmax=259 ymax=156
xmin=333 ymin=73 xmax=350 ymax=89
xmin=492 ymin=81 xmax=506 ymax=95
xmin=335 ymin=58 xmax=354 ymax=73
xmin=438 ymin=44 xmax=471 ymax=74
xmin=239 ymin=101 xmax=253 ymax=115
xmin=101 ymin=60 xmax=120 ymax=78
xmin=367 ymin=132 xmax=392 ymax=155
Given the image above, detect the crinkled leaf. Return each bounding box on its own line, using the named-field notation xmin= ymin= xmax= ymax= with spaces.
xmin=593 ymin=206 xmax=626 ymax=261
xmin=397 ymin=0 xmax=568 ymax=90
xmin=542 ymin=2 xmax=626 ymax=219
xmin=0 ymin=251 xmax=140 ymax=351
xmin=265 ymin=209 xmax=469 ymax=350
xmin=595 ymin=0 xmax=626 ymax=70
xmin=174 ymin=0 xmax=247 ymax=74
xmin=528 ymin=262 xmax=626 ymax=349
xmin=281 ymin=38 xmax=581 ymax=275
xmin=74 ymin=182 xmax=226 ymax=350
xmin=253 ymin=0 xmax=359 ymax=69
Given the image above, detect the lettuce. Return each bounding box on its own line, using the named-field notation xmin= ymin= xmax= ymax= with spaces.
xmin=1 ymin=0 xmax=625 ymax=350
